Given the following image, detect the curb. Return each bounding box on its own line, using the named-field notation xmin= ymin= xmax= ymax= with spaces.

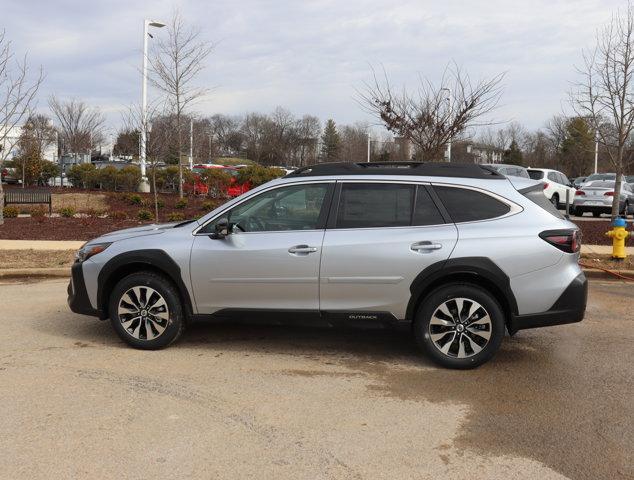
xmin=0 ymin=268 xmax=70 ymax=279
xmin=582 ymin=268 xmax=634 ymax=281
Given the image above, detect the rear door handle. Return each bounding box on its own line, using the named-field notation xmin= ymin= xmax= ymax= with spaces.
xmin=288 ymin=245 xmax=318 ymax=255
xmin=411 ymin=241 xmax=443 ymax=253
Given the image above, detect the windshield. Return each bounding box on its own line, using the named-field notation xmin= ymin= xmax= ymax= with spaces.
xmin=527 ymin=170 xmax=544 ymax=180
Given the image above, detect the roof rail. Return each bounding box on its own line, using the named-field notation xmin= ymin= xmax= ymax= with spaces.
xmin=286 ymin=162 xmax=505 ymax=179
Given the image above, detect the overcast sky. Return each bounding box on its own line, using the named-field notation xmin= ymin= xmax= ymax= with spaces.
xmin=1 ymin=0 xmax=627 ymax=136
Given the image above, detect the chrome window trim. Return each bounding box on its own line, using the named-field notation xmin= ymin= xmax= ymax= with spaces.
xmin=192 ymin=180 xmax=335 ymax=236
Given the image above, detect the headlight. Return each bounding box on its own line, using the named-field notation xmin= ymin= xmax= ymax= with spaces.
xmin=75 ymin=243 xmax=112 ymax=263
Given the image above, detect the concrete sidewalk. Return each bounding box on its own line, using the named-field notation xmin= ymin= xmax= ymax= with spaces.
xmin=581 ymin=244 xmax=634 ymax=255
xmin=0 ymin=240 xmax=83 ymax=250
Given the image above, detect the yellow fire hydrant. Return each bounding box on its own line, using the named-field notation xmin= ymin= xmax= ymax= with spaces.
xmin=605 ymin=217 xmax=631 ymax=260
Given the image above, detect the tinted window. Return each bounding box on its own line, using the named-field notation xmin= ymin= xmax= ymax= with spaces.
xmin=547 ymin=172 xmax=559 ymax=183
xmin=413 ymin=187 xmax=445 ymax=226
xmin=521 ymin=186 xmax=564 ymax=219
xmin=528 ymin=169 xmax=544 ymax=180
xmin=434 ymin=186 xmax=511 ymax=223
xmin=203 ymin=183 xmax=329 ymax=233
xmin=336 ymin=183 xmax=414 ymax=228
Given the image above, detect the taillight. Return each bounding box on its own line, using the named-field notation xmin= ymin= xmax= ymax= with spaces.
xmin=539 ymin=229 xmax=581 ymax=253
xmin=604 ymin=191 xmax=614 ymax=196
xmin=543 ymin=182 xmax=549 ymax=189
xmin=575 ymin=190 xmax=585 ymax=196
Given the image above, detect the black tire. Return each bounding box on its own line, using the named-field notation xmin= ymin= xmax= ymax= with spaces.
xmin=592 ymin=211 xmax=601 ymax=218
xmin=550 ymin=193 xmax=559 ymax=209
xmin=620 ymin=201 xmax=629 ymax=217
xmin=413 ymin=283 xmax=505 ymax=369
xmin=108 ymin=271 xmax=185 ymax=349
xmin=572 ymin=207 xmax=582 ymax=217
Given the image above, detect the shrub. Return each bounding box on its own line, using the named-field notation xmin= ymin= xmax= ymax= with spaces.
xmin=166 ymin=212 xmax=185 ymax=222
xmin=236 ymin=165 xmax=285 ymax=187
xmin=116 ymin=166 xmax=142 ymax=192
xmin=137 ymin=209 xmax=153 ymax=221
xmin=175 ymin=198 xmax=188 ymax=209
xmin=201 ymin=200 xmax=215 ymax=211
xmin=59 ymin=206 xmax=76 ymax=218
xmin=199 ymin=168 xmax=231 ymax=196
xmin=95 ymin=166 xmax=118 ymax=190
xmin=156 ymin=198 xmax=165 ymax=209
xmin=127 ymin=194 xmax=143 ymax=205
xmin=2 ymin=206 xmax=19 ymax=218
xmin=110 ymin=210 xmax=127 ymax=220
xmin=30 ymin=207 xmax=46 ymax=218
xmin=67 ymin=163 xmax=97 ymax=189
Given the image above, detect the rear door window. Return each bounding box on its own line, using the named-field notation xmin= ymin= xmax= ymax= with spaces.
xmin=334 ymin=183 xmax=445 ymax=228
xmin=336 ymin=183 xmax=415 ymax=228
xmin=434 ymin=186 xmax=511 ymax=223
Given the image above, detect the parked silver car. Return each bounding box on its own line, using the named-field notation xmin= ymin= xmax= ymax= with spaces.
xmin=481 ymin=163 xmax=530 ymax=179
xmin=572 ymin=180 xmax=634 ymax=217
xmin=68 ymin=162 xmax=587 ymax=369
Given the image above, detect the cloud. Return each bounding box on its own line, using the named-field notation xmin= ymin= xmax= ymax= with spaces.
xmin=1 ymin=0 xmax=626 ymax=132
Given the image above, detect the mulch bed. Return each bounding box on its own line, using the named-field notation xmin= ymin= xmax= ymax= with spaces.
xmin=0 ymin=217 xmax=151 ymax=241
xmin=572 ymin=219 xmax=627 ymax=246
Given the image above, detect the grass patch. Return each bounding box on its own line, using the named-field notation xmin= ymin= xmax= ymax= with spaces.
xmin=0 ymin=249 xmax=75 ymax=269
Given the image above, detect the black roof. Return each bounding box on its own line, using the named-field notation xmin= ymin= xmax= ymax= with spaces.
xmin=286 ymin=162 xmax=505 ymax=179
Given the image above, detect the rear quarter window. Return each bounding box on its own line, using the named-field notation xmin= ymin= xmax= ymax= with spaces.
xmin=528 ymin=170 xmax=544 ymax=180
xmin=434 ymin=186 xmax=511 ymax=223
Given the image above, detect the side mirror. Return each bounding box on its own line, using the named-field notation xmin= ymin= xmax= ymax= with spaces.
xmin=210 ymin=217 xmax=230 ymax=239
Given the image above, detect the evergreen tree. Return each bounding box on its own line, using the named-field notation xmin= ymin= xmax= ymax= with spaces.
xmin=320 ymin=119 xmax=340 ymax=161
xmin=503 ymin=140 xmax=523 ymax=165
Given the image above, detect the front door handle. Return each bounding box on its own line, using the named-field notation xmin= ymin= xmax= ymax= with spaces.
xmin=288 ymin=245 xmax=318 ymax=255
xmin=411 ymin=241 xmax=443 ymax=253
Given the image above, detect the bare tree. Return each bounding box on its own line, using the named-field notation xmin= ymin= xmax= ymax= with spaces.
xmin=148 ymin=11 xmax=213 ymax=198
xmin=359 ymin=64 xmax=504 ymax=161
xmin=122 ymin=103 xmax=170 ymax=221
xmin=48 ymin=96 xmax=105 ymax=157
xmin=572 ymin=2 xmax=634 ymax=219
xmin=0 ymin=31 xmax=43 ymax=224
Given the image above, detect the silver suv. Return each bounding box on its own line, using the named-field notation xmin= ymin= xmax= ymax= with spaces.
xmin=68 ymin=162 xmax=587 ymax=369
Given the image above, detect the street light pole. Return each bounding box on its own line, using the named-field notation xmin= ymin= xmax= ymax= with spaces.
xmin=140 ymin=19 xmax=165 ymax=193
xmin=594 ymin=129 xmax=599 ymax=174
xmin=367 ymin=133 xmax=371 ymax=162
xmin=441 ymin=87 xmax=452 ymax=162
xmin=189 ymin=118 xmax=194 ymax=169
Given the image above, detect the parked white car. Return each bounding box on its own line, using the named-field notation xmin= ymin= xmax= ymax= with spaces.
xmin=527 ymin=168 xmax=576 ymax=209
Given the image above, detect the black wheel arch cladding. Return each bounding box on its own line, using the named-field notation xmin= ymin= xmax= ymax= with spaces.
xmin=97 ymin=249 xmax=193 ymax=319
xmin=406 ymin=257 xmax=518 ymax=322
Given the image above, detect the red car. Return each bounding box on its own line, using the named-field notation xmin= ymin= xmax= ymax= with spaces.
xmin=185 ymin=164 xmax=251 ymax=198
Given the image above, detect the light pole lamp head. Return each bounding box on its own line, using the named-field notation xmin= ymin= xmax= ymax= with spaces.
xmin=148 ymin=20 xmax=166 ymax=28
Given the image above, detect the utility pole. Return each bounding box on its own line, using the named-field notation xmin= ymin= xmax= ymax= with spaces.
xmin=140 ymin=19 xmax=165 ymax=192
xmin=367 ymin=133 xmax=371 ymax=162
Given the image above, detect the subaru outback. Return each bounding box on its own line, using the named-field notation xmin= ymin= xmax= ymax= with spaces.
xmin=68 ymin=162 xmax=587 ymax=369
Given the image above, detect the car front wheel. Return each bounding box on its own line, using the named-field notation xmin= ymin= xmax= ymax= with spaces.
xmin=413 ymin=284 xmax=505 ymax=369
xmin=109 ymin=271 xmax=185 ymax=349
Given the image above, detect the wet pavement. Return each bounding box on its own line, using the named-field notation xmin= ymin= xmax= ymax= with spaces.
xmin=0 ymin=279 xmax=632 ymax=479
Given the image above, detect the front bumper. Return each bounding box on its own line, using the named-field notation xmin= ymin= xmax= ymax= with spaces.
xmin=68 ymin=262 xmax=100 ymax=317
xmin=508 ymin=272 xmax=587 ymax=333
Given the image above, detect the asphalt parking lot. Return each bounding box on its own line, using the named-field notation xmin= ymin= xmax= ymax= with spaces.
xmin=0 ymin=278 xmax=632 ymax=480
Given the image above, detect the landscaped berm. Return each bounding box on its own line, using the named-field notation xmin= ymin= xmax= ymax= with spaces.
xmin=0 ymin=190 xmax=222 ymax=241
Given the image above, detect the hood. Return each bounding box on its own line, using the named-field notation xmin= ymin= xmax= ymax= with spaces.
xmin=88 ymin=220 xmax=197 ymax=244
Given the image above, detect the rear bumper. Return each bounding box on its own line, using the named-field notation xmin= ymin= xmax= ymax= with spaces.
xmin=68 ymin=262 xmax=101 ymax=317
xmin=509 ymin=272 xmax=587 ymax=333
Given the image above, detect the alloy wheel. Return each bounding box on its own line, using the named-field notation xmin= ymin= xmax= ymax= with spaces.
xmin=117 ymin=286 xmax=170 ymax=340
xmin=428 ymin=297 xmax=492 ymax=358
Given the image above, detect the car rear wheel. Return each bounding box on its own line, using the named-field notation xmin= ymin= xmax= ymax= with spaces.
xmin=550 ymin=193 xmax=559 ymax=208
xmin=413 ymin=284 xmax=505 ymax=369
xmin=593 ymin=211 xmax=601 ymax=218
xmin=109 ymin=271 xmax=185 ymax=349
